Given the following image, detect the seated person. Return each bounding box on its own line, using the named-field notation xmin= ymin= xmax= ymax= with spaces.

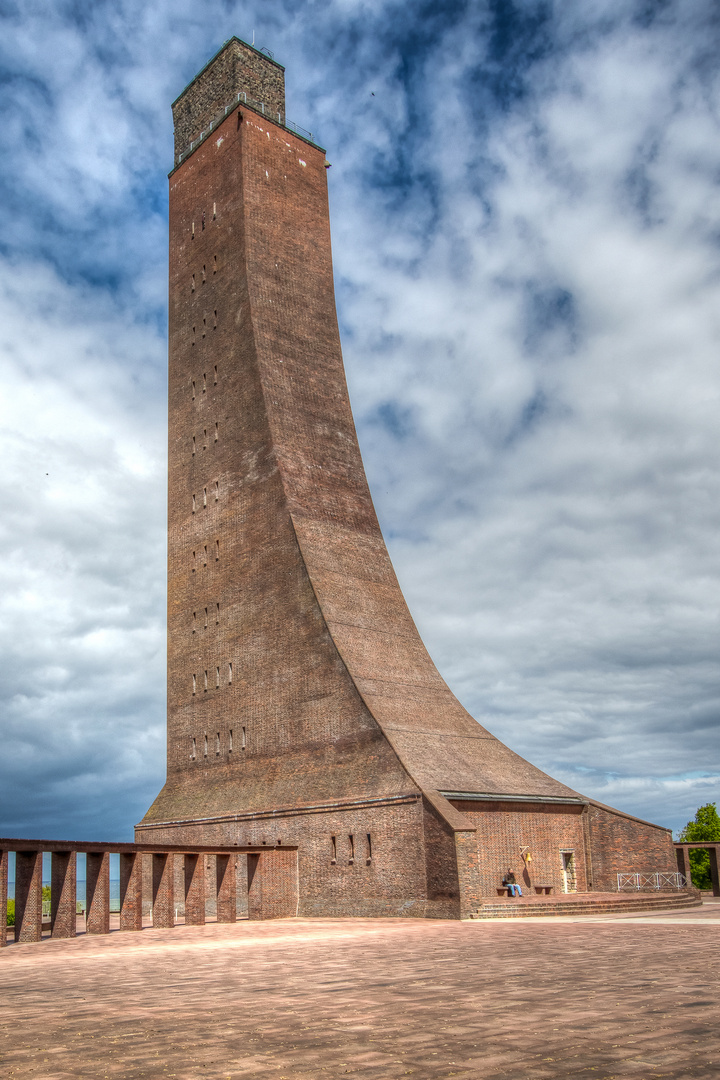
xmin=503 ymin=870 xmax=522 ymax=896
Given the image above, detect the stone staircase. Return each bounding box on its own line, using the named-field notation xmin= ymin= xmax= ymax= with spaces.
xmin=468 ymin=890 xmax=702 ymax=919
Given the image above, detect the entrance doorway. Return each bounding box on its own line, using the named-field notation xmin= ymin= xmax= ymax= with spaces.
xmin=561 ymin=851 xmax=576 ymax=893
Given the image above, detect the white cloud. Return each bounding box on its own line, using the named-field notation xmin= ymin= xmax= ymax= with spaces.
xmin=0 ymin=0 xmax=718 ymax=838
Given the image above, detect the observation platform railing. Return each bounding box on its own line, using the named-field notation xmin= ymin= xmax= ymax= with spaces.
xmin=616 ymin=872 xmax=686 ymax=891
xmin=175 ymin=92 xmax=317 ymax=167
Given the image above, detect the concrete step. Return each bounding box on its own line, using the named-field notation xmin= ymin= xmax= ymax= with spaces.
xmin=469 ymin=891 xmax=701 ymax=919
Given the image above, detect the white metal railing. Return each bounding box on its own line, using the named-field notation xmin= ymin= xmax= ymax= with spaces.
xmin=176 ymin=92 xmax=316 ymax=165
xmin=617 ymin=872 xmax=686 ymax=891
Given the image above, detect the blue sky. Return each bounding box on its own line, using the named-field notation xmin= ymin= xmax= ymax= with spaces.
xmin=0 ymin=0 xmax=718 ymax=840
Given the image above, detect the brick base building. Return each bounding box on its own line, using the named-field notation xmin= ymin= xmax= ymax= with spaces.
xmin=137 ymin=39 xmax=678 ymax=917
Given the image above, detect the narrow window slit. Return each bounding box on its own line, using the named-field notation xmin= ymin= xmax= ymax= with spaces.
xmin=331 ymin=836 xmax=337 ymax=864
xmin=216 ymin=603 xmax=220 ymax=623
xmin=191 ymin=737 xmax=196 ymax=759
xmin=215 ymin=540 xmax=220 ymax=560
xmin=192 ymin=674 xmax=196 ymax=695
xmin=214 ymin=365 xmax=218 ymax=384
xmin=204 ymin=734 xmax=208 ymax=757
xmin=203 ymin=487 xmax=207 ymax=508
xmin=229 ymin=662 xmax=233 ymax=684
xmin=214 ymin=422 xmax=218 ymax=441
xmin=192 ymin=494 xmax=196 ymax=513
xmin=241 ymin=725 xmax=246 ymax=749
xmin=192 ymin=435 xmax=196 ymax=456
xmin=348 ymin=835 xmax=354 ymax=864
xmin=366 ymin=834 xmax=372 ymax=863
xmin=192 ymin=611 xmax=196 ymax=633
xmin=215 ymin=480 xmax=219 ymax=501
xmin=204 ymin=670 xmax=208 ymax=691
xmin=229 ymin=729 xmax=233 ymax=752
xmin=204 ymin=607 xmax=208 ymax=629
xmin=215 ymin=731 xmax=220 ymax=753
xmin=215 ymin=667 xmax=220 ymax=689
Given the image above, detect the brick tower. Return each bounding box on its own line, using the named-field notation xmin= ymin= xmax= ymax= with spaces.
xmin=138 ymin=39 xmax=678 ymax=916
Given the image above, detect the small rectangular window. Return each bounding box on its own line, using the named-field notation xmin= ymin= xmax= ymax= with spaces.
xmin=202 ymin=372 xmax=206 ymax=393
xmin=202 ymin=317 xmax=206 ymax=338
xmin=192 ymin=611 xmax=196 ymax=633
xmin=216 ymin=731 xmax=220 ymax=754
xmin=241 ymin=725 xmax=246 ymax=749
xmin=213 ymin=255 xmax=217 ymax=273
xmin=192 ymin=494 xmax=196 ymax=513
xmin=191 ymin=737 xmax=196 ymax=759
xmin=215 ymin=480 xmax=219 ymax=501
xmin=203 ymin=429 xmax=207 ymax=448
xmin=229 ymin=729 xmax=233 ymax=752
xmin=192 ymin=380 xmax=196 ymax=398
xmin=204 ymin=670 xmax=208 ymax=691
xmin=203 ymin=487 xmax=207 ymax=507
xmin=216 ymin=666 xmax=220 ymax=688
xmin=348 ymin=835 xmax=355 ymax=863
xmin=203 ymin=545 xmax=207 ymax=566
xmin=192 ymin=327 xmax=196 ymax=346
xmin=192 ymin=674 xmax=196 ymax=695
xmin=192 ymin=435 xmax=196 ymax=456
xmin=216 ymin=603 xmax=220 ymax=623
xmin=331 ymin=836 xmax=337 ymax=863
xmin=192 ymin=550 xmax=196 ymax=572
xmin=366 ymin=833 xmax=372 ymax=862
xmin=204 ymin=734 xmax=208 ymax=757
xmin=213 ymin=309 xmax=217 ymax=329
xmin=214 ymin=365 xmax=218 ymax=384
xmin=229 ymin=662 xmax=233 ymax=684
xmin=192 ymin=221 xmax=195 ymax=238
xmin=213 ymin=203 xmax=216 ymax=220
xmin=214 ymin=422 xmax=218 ymax=441
xmin=191 ymin=273 xmax=195 ymax=292
xmin=204 ymin=607 xmax=208 ymax=629
xmin=215 ymin=540 xmax=219 ymax=561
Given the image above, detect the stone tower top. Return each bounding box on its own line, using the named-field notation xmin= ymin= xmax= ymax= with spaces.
xmin=172 ymin=37 xmax=285 ymax=161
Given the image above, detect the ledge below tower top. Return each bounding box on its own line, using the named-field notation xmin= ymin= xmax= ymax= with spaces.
xmin=172 ymin=36 xmax=286 ymax=160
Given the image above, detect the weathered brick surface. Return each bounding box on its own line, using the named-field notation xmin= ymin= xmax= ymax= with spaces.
xmin=119 ymin=852 xmax=143 ymax=932
xmin=0 ymin=849 xmax=7 ymax=948
xmin=152 ymin=853 xmax=175 ymax=928
xmin=587 ymin=802 xmax=677 ymax=890
xmin=172 ymin=37 xmax=285 ymax=161
xmin=140 ymin=44 xmax=679 ymax=920
xmin=247 ymin=849 xmax=298 ymax=920
xmin=183 ymin=853 xmax=205 ymax=924
xmin=50 ymin=851 xmax=77 ymax=939
xmin=86 ymin=852 xmax=110 ymax=935
xmin=14 ymin=851 xmax=42 ymax=943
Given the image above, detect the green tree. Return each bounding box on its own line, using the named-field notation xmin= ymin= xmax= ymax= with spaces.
xmin=678 ymin=803 xmax=720 ymax=890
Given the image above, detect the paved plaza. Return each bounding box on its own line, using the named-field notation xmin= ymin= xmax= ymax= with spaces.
xmin=1 ymin=903 xmax=718 ymax=1079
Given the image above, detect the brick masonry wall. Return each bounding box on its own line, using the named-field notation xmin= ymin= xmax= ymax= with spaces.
xmin=452 ymin=801 xmax=588 ymax=897
xmin=587 ymin=803 xmax=677 ymax=891
xmin=138 ymin=797 xmax=459 ymax=918
xmin=172 ymin=38 xmax=285 ymax=160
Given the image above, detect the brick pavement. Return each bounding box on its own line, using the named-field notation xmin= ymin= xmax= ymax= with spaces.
xmin=1 ymin=910 xmax=718 ymax=1079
